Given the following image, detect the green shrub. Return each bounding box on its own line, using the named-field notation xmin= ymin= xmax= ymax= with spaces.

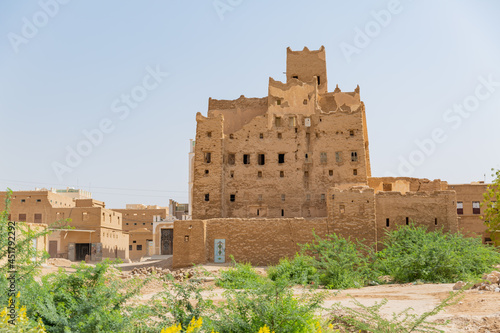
xmin=267 ymin=254 xmax=318 ymax=286
xmin=151 ymin=276 xmax=214 ymax=331
xmin=22 ymin=261 xmax=145 ymax=333
xmin=376 ymin=223 xmax=500 ymax=283
xmin=216 ymin=259 xmax=265 ymax=289
xmin=301 ymin=232 xmax=376 ymax=289
xmin=207 ymin=279 xmax=326 ymax=333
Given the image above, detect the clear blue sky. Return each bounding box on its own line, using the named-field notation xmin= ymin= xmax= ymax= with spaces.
xmin=1 ymin=0 xmax=499 ymax=208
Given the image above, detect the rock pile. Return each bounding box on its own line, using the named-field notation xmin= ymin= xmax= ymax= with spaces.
xmin=124 ymin=266 xmax=201 ymax=281
xmin=453 ymin=271 xmax=500 ymax=292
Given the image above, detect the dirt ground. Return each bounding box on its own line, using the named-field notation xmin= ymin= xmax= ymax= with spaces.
xmin=41 ymin=261 xmax=500 ymax=332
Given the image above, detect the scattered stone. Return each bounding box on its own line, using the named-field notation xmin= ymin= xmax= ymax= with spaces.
xmin=453 ymin=281 xmax=468 ymax=290
xmin=482 ymin=271 xmax=500 ymax=285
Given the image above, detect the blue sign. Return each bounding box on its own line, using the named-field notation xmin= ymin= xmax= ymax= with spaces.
xmin=214 ymin=239 xmax=225 ymax=263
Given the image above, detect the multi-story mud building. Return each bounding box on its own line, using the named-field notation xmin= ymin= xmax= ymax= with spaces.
xmin=192 ymin=46 xmax=371 ymax=219
xmin=177 ymin=46 xmax=495 ymax=268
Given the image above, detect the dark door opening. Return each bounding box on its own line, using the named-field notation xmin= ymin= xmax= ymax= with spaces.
xmin=49 ymin=241 xmax=57 ymax=258
xmin=161 ymin=229 xmax=173 ymax=255
xmin=75 ymin=243 xmax=90 ymax=261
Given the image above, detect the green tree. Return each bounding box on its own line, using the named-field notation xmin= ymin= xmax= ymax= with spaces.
xmin=482 ymin=169 xmax=500 ymax=246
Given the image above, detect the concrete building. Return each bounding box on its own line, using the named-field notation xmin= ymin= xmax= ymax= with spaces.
xmin=1 ymin=189 xmax=129 ymax=262
xmin=176 ymin=46 xmax=495 ymax=268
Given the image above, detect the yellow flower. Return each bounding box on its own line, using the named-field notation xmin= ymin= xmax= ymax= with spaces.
xmin=186 ymin=317 xmax=203 ymax=333
xmin=257 ymin=325 xmax=271 ymax=333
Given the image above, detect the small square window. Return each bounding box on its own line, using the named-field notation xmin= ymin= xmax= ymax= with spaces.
xmin=243 ymin=154 xmax=250 ymax=165
xmin=280 ymin=171 xmax=284 ymax=178
xmin=289 ymin=117 xmax=296 ymax=127
xmin=126 ymin=223 xmax=129 ymax=225
xmin=321 ymin=194 xmax=325 ymax=201
xmin=276 ymin=99 xmax=281 ymax=106
xmin=277 ymin=133 xmax=282 ymax=139
xmin=230 ymin=194 xmax=235 ymax=202
xmin=229 ymin=134 xmax=234 ymax=139
xmin=406 ymin=217 xmax=409 ymax=225
xmin=349 ymin=130 xmax=354 ymax=136
xmin=21 ymin=199 xmax=25 ymax=203
xmin=258 ymin=171 xmax=262 ymax=178
xmin=129 ymin=245 xmax=132 ymax=250
xmin=281 ymin=194 xmax=285 ymax=201
xmin=457 ymin=202 xmax=463 ymax=215
xmin=281 ymin=209 xmax=285 ymax=217
xmin=230 ymin=171 xmax=234 ymax=178
xmin=353 ymin=169 xmax=358 ymax=176
xmin=306 ymin=194 xmax=311 ymax=201
xmin=303 ymin=99 xmax=308 ymax=105
xmin=386 ymin=218 xmax=390 ymax=227
xmin=204 ymin=194 xmax=210 ymax=201
xmin=339 ymin=205 xmax=345 ymax=214
xmin=278 ymin=154 xmax=285 ymax=164
xmin=207 ymin=131 xmax=212 ymax=138
xmin=133 ymin=240 xmax=137 ymax=243
xmin=320 ymin=152 xmax=327 ymax=163
xmin=36 ymin=199 xmax=41 ymax=203
xmin=205 ymin=169 xmax=209 ymax=175
xmin=292 ymin=75 xmax=298 ymax=79
xmin=137 ymin=245 xmax=142 ymax=251
xmin=329 ymin=170 xmax=333 ymax=176
xmin=304 ymin=171 xmax=309 ymax=177
xmin=435 ymin=218 xmax=438 ymax=226
xmin=259 ymin=133 xmax=264 ymax=139
xmin=351 ymin=151 xmax=358 ymax=162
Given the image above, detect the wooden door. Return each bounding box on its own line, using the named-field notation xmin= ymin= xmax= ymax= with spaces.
xmin=161 ymin=229 xmax=173 ymax=255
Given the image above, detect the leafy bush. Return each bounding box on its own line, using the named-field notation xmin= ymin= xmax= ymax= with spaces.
xmin=0 ymin=293 xmax=46 ymax=332
xmin=22 ymin=261 xmax=145 ymax=333
xmin=207 ymin=279 xmax=327 ymax=333
xmin=216 ymin=259 xmax=265 ymax=289
xmin=152 ymin=277 xmax=213 ymax=331
xmin=267 ymin=254 xmax=318 ymax=286
xmin=376 ymin=223 xmax=500 ymax=283
xmin=301 ymin=232 xmax=376 ymax=289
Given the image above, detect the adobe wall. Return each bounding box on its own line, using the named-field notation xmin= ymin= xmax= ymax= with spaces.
xmin=192 ymin=113 xmax=224 ymax=219
xmin=328 ymin=187 xmax=377 ymax=249
xmin=448 ymin=183 xmax=490 ymax=240
xmin=375 ymin=191 xmax=458 ymax=245
xmin=173 ymin=220 xmax=206 ymax=268
xmin=128 ymin=228 xmax=152 ymax=260
xmin=194 ymin=99 xmax=370 ymax=220
xmin=113 ymin=207 xmax=168 ymax=232
xmin=173 ymin=218 xmax=330 ymax=268
xmin=368 ymin=177 xmax=448 ymax=194
xmin=286 ymin=46 xmax=328 ymax=93
xmin=208 ymin=96 xmax=268 ymax=135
